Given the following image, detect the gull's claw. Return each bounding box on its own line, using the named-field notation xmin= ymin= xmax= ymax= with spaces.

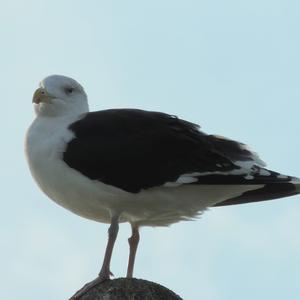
xmin=69 ymin=274 xmax=111 ymax=300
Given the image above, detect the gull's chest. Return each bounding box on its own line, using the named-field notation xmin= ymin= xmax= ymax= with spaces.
xmin=25 ymin=117 xmax=76 ymax=196
xmin=26 ymin=121 xmax=72 ymax=162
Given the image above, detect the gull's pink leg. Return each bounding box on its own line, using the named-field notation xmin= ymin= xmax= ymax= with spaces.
xmin=98 ymin=214 xmax=120 ymax=280
xmin=126 ymin=224 xmax=140 ymax=278
xmin=70 ymin=214 xmax=120 ymax=299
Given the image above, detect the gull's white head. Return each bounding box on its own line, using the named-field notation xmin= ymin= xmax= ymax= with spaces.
xmin=32 ymin=75 xmax=89 ymax=117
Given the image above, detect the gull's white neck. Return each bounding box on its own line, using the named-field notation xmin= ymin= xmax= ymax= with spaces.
xmin=26 ymin=99 xmax=89 ymax=162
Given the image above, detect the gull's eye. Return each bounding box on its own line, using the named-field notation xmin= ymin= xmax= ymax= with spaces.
xmin=64 ymin=87 xmax=74 ymax=95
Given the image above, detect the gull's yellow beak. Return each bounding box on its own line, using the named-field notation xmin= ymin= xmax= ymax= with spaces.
xmin=32 ymin=88 xmax=53 ymax=104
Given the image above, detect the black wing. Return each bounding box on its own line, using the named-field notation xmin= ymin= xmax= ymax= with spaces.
xmin=63 ymin=109 xmax=277 ymax=193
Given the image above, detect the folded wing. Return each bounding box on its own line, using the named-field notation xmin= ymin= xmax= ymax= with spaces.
xmin=63 ymin=109 xmax=296 ymax=198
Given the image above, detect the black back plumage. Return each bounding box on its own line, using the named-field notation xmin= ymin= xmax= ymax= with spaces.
xmin=63 ymin=109 xmax=298 ymax=205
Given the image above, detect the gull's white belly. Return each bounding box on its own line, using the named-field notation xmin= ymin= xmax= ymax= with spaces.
xmin=26 ymin=153 xmax=263 ymax=226
xmin=28 ymin=156 xmax=125 ymax=223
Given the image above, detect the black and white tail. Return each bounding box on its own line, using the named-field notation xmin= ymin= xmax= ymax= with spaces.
xmin=197 ymin=135 xmax=300 ymax=206
xmin=213 ymin=169 xmax=300 ymax=206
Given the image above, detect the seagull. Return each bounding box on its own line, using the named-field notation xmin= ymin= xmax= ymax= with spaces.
xmin=25 ymin=75 xmax=300 ymax=298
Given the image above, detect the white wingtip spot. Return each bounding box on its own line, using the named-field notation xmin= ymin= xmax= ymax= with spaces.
xmin=259 ymin=169 xmax=271 ymax=176
xmin=240 ymin=144 xmax=266 ymax=167
xmin=291 ymin=177 xmax=300 ymax=193
xmin=277 ymin=174 xmax=288 ymax=179
xmin=164 ymin=172 xmax=201 ymax=187
xmin=176 ymin=176 xmax=197 ymax=184
xmin=291 ymin=177 xmax=300 ymax=183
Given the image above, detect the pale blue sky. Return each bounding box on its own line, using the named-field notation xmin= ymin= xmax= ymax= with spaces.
xmin=1 ymin=1 xmax=300 ymax=299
